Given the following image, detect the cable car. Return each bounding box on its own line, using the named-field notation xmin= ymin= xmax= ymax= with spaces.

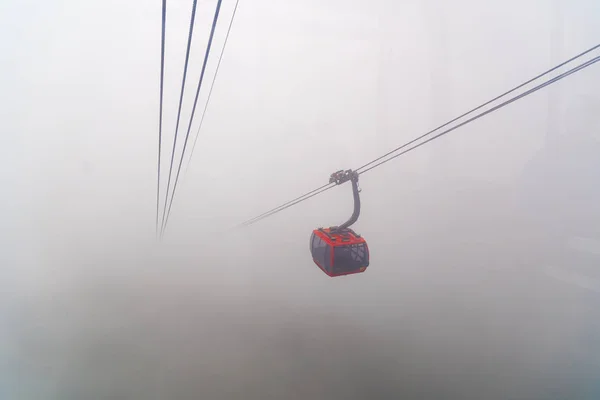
xmin=310 ymin=169 xmax=370 ymax=277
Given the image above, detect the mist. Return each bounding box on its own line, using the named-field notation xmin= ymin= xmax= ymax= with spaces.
xmin=2 ymin=0 xmax=600 ymax=398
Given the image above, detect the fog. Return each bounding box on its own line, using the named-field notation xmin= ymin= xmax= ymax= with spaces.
xmin=2 ymin=0 xmax=600 ymax=398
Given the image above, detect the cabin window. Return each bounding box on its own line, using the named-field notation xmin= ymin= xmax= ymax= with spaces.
xmin=311 ymin=235 xmax=329 ymax=271
xmin=333 ymin=243 xmax=368 ymax=274
xmin=323 ymin=245 xmax=331 ymax=270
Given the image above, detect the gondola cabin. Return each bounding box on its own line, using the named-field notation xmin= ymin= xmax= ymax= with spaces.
xmin=310 ymin=228 xmax=370 ymax=277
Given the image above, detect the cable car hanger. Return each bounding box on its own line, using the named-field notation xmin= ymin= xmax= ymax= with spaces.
xmin=327 ymin=169 xmax=361 ymax=231
xmin=310 ymin=169 xmax=370 ymax=277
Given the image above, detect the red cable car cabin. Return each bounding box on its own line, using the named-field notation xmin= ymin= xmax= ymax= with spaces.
xmin=310 ymin=169 xmax=370 ymax=277
xmin=310 ymin=228 xmax=369 ymax=277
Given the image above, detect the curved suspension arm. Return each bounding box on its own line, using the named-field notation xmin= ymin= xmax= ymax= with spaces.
xmin=334 ymin=170 xmax=361 ymax=231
